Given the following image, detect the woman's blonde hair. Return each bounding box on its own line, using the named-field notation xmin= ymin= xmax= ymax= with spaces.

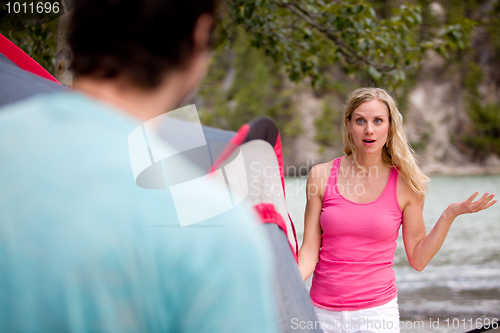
xmin=343 ymin=87 xmax=429 ymax=196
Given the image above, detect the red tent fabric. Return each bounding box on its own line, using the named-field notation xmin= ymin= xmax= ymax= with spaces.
xmin=0 ymin=33 xmax=59 ymax=83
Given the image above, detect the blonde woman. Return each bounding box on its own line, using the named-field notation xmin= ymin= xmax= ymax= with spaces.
xmin=298 ymin=88 xmax=496 ymax=333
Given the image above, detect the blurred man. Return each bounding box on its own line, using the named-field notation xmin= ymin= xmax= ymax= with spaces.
xmin=0 ymin=0 xmax=278 ymax=332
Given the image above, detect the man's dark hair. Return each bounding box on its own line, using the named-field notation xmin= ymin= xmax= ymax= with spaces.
xmin=70 ymin=0 xmax=216 ymax=89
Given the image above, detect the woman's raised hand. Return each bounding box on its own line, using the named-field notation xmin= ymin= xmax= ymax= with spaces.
xmin=446 ymin=191 xmax=497 ymax=219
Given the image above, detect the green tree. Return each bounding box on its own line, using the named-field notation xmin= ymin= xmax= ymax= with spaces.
xmin=462 ymin=61 xmax=500 ymax=157
xmin=199 ymin=27 xmax=302 ymax=139
xmin=222 ymin=0 xmax=474 ymax=88
xmin=433 ymin=0 xmax=500 ymax=159
xmin=315 ymin=97 xmax=344 ymax=149
xmin=2 ymin=0 xmax=473 ymax=88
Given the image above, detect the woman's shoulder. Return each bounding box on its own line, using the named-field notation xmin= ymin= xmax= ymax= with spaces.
xmin=307 ymin=160 xmax=337 ymax=199
xmin=308 ymin=157 xmax=343 ymax=182
xmin=309 ymin=160 xmax=335 ymax=177
xmin=396 ymin=170 xmax=425 ymax=211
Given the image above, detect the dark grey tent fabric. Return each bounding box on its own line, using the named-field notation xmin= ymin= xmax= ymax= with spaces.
xmin=202 ymin=125 xmax=235 ymax=145
xmin=263 ymin=223 xmax=323 ymax=333
xmin=0 ymin=53 xmax=65 ymax=108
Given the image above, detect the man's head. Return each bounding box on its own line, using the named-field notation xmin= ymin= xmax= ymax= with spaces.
xmin=70 ymin=0 xmax=216 ymax=90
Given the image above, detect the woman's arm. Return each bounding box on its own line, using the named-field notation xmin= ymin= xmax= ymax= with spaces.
xmin=298 ymin=164 xmax=327 ymax=281
xmin=402 ymin=189 xmax=496 ymax=272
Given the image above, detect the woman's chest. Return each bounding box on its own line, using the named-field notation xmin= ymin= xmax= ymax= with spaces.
xmin=320 ymin=200 xmax=402 ymax=240
xmin=335 ymin=171 xmax=390 ymax=203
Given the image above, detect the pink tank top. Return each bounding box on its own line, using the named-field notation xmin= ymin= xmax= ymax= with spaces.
xmin=310 ymin=156 xmax=403 ymax=311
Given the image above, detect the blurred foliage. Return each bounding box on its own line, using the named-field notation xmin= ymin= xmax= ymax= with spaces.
xmin=0 ymin=1 xmax=60 ymax=74
xmin=440 ymin=0 xmax=500 ymax=158
xmin=488 ymin=0 xmax=500 ymax=55
xmin=314 ymin=96 xmax=344 ymax=149
xmin=223 ymin=0 xmax=474 ymax=88
xmin=410 ymin=127 xmax=431 ymax=153
xmin=462 ymin=62 xmax=500 ymax=157
xmin=199 ymin=27 xmax=302 ymax=139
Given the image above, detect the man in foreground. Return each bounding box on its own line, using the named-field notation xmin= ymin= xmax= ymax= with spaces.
xmin=0 ymin=0 xmax=278 ymax=331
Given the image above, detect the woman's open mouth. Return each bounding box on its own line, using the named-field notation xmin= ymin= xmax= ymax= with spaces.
xmin=362 ymin=139 xmax=376 ymax=146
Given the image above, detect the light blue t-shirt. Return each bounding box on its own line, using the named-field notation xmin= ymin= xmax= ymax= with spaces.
xmin=0 ymin=92 xmax=278 ymax=332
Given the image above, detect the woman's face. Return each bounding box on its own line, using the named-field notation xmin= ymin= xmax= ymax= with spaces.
xmin=347 ymin=99 xmax=390 ymax=156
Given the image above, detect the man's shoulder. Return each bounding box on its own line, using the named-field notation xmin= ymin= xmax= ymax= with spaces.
xmin=0 ymin=91 xmax=76 ymax=116
xmin=0 ymin=91 xmax=137 ymax=132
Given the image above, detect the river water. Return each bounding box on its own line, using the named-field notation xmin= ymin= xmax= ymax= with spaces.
xmin=285 ymin=175 xmax=500 ymax=332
